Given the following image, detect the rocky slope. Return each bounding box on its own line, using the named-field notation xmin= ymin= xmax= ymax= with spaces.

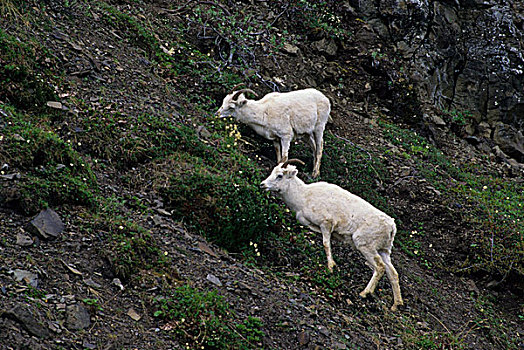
xmin=0 ymin=1 xmax=522 ymax=349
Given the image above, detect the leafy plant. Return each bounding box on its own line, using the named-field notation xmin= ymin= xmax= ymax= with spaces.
xmin=163 ymin=164 xmax=279 ymax=252
xmin=153 ymin=284 xmax=265 ymax=349
xmin=83 ymin=298 xmax=103 ymax=311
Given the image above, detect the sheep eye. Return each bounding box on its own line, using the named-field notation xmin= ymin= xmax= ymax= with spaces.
xmin=277 ymin=174 xmax=283 ymax=179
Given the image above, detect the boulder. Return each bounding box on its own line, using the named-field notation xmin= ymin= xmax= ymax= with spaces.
xmin=493 ymin=122 xmax=524 ymax=162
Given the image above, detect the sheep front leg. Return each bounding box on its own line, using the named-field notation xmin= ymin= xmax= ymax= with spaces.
xmin=320 ymin=224 xmax=336 ymax=272
xmin=379 ymin=252 xmax=404 ymax=311
xmin=280 ymin=137 xmax=292 ymax=163
xmin=273 ymin=140 xmax=282 ymax=163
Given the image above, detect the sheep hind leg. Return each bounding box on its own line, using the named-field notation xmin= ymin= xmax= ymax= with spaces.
xmin=358 ymin=248 xmax=386 ymax=299
xmin=312 ymin=131 xmax=323 ymax=178
xmin=307 ymin=133 xmax=317 ymax=173
xmin=379 ymin=251 xmax=404 ymax=311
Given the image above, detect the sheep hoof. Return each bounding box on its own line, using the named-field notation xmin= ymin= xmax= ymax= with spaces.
xmin=391 ymin=300 xmax=404 ymax=312
xmin=359 ymin=291 xmax=369 ymax=299
xmin=391 ymin=303 xmax=403 ymax=312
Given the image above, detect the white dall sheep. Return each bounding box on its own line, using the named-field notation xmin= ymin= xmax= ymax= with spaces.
xmin=216 ymin=87 xmax=331 ymax=178
xmin=260 ymin=159 xmax=404 ymax=311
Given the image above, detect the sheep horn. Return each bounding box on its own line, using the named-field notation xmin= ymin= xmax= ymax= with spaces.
xmin=229 ymin=83 xmax=245 ymax=94
xmin=281 ymin=158 xmax=306 ymax=168
xmin=232 ymin=89 xmax=257 ymax=101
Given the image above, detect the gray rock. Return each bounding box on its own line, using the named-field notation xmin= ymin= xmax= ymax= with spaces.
xmin=29 ymin=209 xmax=65 ymax=240
xmin=83 ymin=278 xmax=102 ymax=289
xmin=197 ymin=125 xmax=212 ymax=139
xmin=6 ymin=304 xmax=51 ymax=338
xmin=493 ymin=122 xmax=524 ymax=163
xmin=206 ymin=274 xmax=222 ymax=287
xmin=465 ymin=123 xmax=475 ymax=136
xmin=0 ymin=173 xmax=20 ymax=180
xmin=112 ymin=278 xmax=125 ymax=291
xmin=426 ymin=113 xmax=446 ymax=126
xmin=16 ymin=231 xmax=33 ymax=246
xmin=66 ymin=304 xmax=91 ymax=330
xmin=478 ymin=122 xmax=492 ymax=138
xmin=46 ymin=101 xmax=63 ymax=109
xmin=12 ymin=269 xmax=38 ymax=288
xmin=357 ymin=0 xmax=524 ymax=133
xmin=155 ymin=208 xmax=171 ymax=216
xmin=297 ymin=330 xmax=310 ymax=345
xmin=318 ymin=325 xmax=330 ymax=337
xmin=282 ymin=42 xmax=300 ymax=55
xmin=312 ymin=38 xmax=337 ymax=56
xmin=333 ymin=342 xmax=347 ymax=350
xmin=152 ymin=215 xmax=163 ymax=226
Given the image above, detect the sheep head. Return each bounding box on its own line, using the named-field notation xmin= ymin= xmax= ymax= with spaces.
xmin=260 ymin=159 xmax=305 ymax=193
xmin=216 ymin=88 xmax=258 ymax=118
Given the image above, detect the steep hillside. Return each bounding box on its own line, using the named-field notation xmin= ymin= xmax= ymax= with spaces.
xmin=0 ymin=1 xmax=522 ymax=349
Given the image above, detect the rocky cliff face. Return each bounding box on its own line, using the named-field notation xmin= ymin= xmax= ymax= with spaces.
xmin=355 ymin=0 xmax=524 ymax=162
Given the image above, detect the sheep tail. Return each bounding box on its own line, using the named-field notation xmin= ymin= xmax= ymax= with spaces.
xmin=389 ymin=219 xmax=397 ymax=245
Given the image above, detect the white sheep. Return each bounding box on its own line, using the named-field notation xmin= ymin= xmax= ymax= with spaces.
xmin=260 ymin=159 xmax=404 ymax=311
xmin=216 ymin=87 xmax=331 ymax=178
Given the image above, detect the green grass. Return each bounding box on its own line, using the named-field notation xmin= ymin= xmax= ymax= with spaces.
xmin=159 ymin=127 xmax=284 ymax=253
xmin=0 ymin=104 xmax=97 ymax=214
xmin=153 ymin=284 xmax=265 ymax=349
xmin=0 ymin=27 xmax=56 ymax=110
xmin=96 ymin=1 xmax=241 ymax=104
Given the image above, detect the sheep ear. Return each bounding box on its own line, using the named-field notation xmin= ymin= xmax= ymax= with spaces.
xmin=285 ymin=167 xmax=298 ymax=177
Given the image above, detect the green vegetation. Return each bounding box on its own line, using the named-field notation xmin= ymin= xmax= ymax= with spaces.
xmin=153 ymin=284 xmax=265 ymax=349
xmin=160 ymin=123 xmax=284 ymax=252
xmin=0 ymin=105 xmax=97 ymax=214
xmin=442 ymin=109 xmax=473 ymax=127
xmin=83 ymin=298 xmax=103 ymax=311
xmin=289 ymin=0 xmax=352 ymax=39
xmin=0 ymin=28 xmax=56 ymax=110
xmin=96 ymin=1 xmax=241 ymax=105
xmin=381 ymin=121 xmax=523 ymax=278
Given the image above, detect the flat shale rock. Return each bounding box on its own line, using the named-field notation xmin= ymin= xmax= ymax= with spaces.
xmin=5 ymin=304 xmax=51 ymax=339
xmin=29 ymin=209 xmax=65 ymax=240
xmin=66 ymin=304 xmax=91 ymax=330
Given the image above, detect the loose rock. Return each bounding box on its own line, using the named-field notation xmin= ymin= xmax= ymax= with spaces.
xmin=29 ymin=209 xmax=65 ymax=240
xmin=12 ymin=269 xmax=38 ymax=288
xmin=66 ymin=304 xmax=91 ymax=330
xmin=16 ymin=231 xmax=33 ymax=246
xmin=5 ymin=304 xmax=51 ymax=338
xmin=206 ymin=274 xmax=222 ymax=286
